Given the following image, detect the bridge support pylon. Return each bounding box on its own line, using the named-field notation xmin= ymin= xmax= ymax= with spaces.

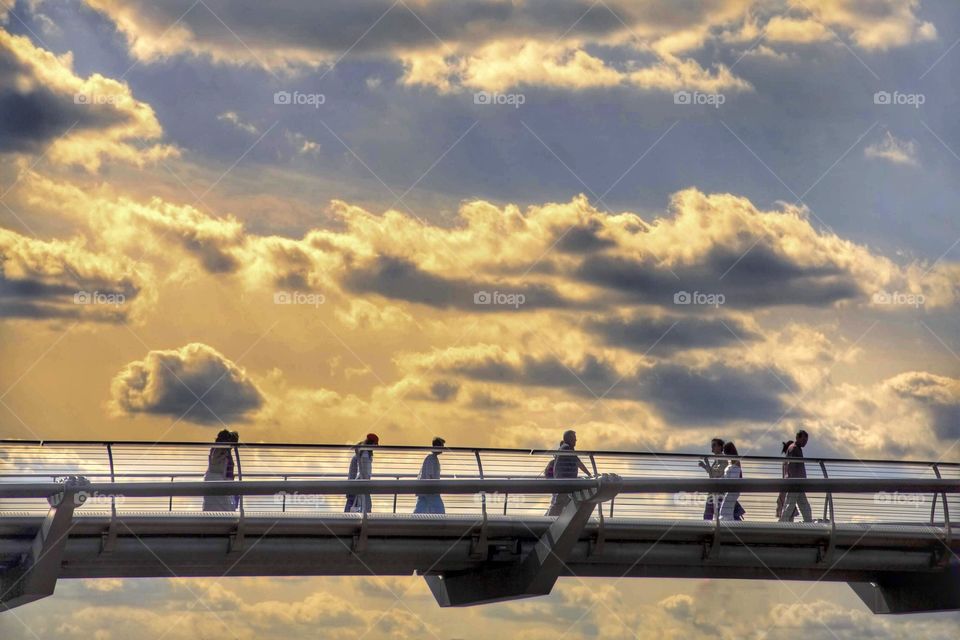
xmin=423 ymin=473 xmax=622 ymax=606
xmin=849 ymin=564 xmax=960 ymax=614
xmin=0 ymin=477 xmax=90 ymax=611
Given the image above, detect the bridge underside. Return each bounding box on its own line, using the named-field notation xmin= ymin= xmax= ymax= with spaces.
xmin=2 ymin=511 xmax=957 ymax=613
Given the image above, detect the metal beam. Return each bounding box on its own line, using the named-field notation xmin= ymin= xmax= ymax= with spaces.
xmin=423 ymin=473 xmax=623 ymax=606
xmin=0 ymin=477 xmax=957 ymax=499
xmin=0 ymin=477 xmax=89 ymax=611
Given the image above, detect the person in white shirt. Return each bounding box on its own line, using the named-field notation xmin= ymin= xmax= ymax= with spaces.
xmin=718 ymin=441 xmax=742 ymax=521
xmin=414 ymin=437 xmax=446 ymax=514
xmin=345 ymin=433 xmax=378 ymax=514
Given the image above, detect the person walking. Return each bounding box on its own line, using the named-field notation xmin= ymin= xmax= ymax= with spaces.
xmin=345 ymin=433 xmax=378 ymax=514
xmin=203 ymin=429 xmax=238 ymax=512
xmin=546 ymin=430 xmax=591 ymax=516
xmin=699 ymin=438 xmax=727 ymax=520
xmin=779 ymin=430 xmax=813 ymax=522
xmin=718 ymin=442 xmax=743 ymax=521
xmin=414 ymin=437 xmax=446 ymax=514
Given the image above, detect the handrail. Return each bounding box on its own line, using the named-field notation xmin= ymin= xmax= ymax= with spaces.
xmin=1 ymin=477 xmax=957 ymax=499
xmin=2 ymin=439 xmax=957 ymax=468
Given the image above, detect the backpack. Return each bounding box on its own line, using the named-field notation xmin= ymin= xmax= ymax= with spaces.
xmin=544 ymin=458 xmax=555 ymax=478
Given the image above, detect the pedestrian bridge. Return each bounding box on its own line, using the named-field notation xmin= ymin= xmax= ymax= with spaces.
xmin=0 ymin=440 xmax=957 ymax=613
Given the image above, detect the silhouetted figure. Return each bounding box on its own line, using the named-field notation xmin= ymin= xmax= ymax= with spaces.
xmin=546 ymin=430 xmax=591 ymax=516
xmin=700 ymin=437 xmax=727 ymax=520
xmin=718 ymin=442 xmax=743 ymax=521
xmin=779 ymin=430 xmax=813 ymax=522
xmin=775 ymin=439 xmax=793 ymax=519
xmin=345 ymin=433 xmax=378 ymax=514
xmin=203 ymin=429 xmax=238 ymax=512
xmin=414 ymin=437 xmax=446 ymax=514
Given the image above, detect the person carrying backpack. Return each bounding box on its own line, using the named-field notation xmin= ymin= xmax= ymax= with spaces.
xmin=545 ymin=430 xmax=591 ymax=516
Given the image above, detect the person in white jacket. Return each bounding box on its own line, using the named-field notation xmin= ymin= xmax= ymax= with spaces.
xmin=718 ymin=441 xmax=742 ymax=521
xmin=345 ymin=433 xmax=378 ymax=514
xmin=414 ymin=437 xmax=446 ymax=514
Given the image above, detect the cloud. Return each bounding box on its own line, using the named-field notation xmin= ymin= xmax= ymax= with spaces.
xmin=586 ymin=312 xmax=759 ymax=354
xmin=885 ymin=371 xmax=960 ymax=440
xmin=865 ymin=131 xmax=919 ymax=166
xmin=0 ymin=227 xmax=147 ymax=322
xmin=342 ymin=255 xmax=573 ymax=311
xmin=0 ymin=29 xmax=176 ymax=171
xmin=217 ymin=110 xmax=260 ymax=135
xmin=809 ymin=370 xmax=960 ymax=458
xmin=406 ymin=345 xmax=797 ymax=426
xmin=79 ymin=1 xmax=935 ymax=96
xmin=110 ymin=342 xmax=264 ymax=424
xmin=21 ymin=169 xmax=958 ymax=315
xmin=764 ymin=16 xmax=833 ymax=44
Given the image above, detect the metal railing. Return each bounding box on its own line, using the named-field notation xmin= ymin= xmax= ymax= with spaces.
xmin=0 ymin=440 xmax=957 ymax=525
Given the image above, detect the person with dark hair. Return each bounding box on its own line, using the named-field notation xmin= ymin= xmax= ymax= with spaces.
xmin=345 ymin=433 xmax=378 ymax=514
xmin=779 ymin=430 xmax=813 ymax=522
xmin=699 ymin=438 xmax=726 ymax=520
xmin=546 ymin=430 xmax=591 ymax=516
xmin=414 ymin=437 xmax=447 ymax=514
xmin=718 ymin=442 xmax=743 ymax=520
xmin=203 ymin=429 xmax=237 ymax=512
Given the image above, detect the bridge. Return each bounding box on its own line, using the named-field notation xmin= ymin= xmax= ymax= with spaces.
xmin=0 ymin=440 xmax=957 ymax=613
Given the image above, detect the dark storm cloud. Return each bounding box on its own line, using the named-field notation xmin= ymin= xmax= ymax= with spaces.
xmin=576 ymin=244 xmax=863 ymax=308
xmin=585 ymin=313 xmax=758 ymax=354
xmin=342 ymin=255 xmax=572 ymax=311
xmin=439 ymin=352 xmax=796 ymax=424
xmin=0 ymin=250 xmax=140 ymax=323
xmin=87 ymin=0 xmax=633 ymax=57
xmin=0 ymin=42 xmax=129 ymax=153
xmin=634 ymin=361 xmax=797 ymax=426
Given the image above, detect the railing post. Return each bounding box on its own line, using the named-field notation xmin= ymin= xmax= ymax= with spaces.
xmin=589 ymin=454 xmax=602 ymax=519
xmin=106 ymin=443 xmax=116 ymax=518
xmin=393 ymin=475 xmax=398 ymax=514
xmin=819 ymin=460 xmax=833 ymax=522
xmin=282 ymin=476 xmax=287 ymax=513
xmin=475 ymin=450 xmax=485 ymax=513
xmin=234 ymin=444 xmax=244 ymax=515
xmin=931 ymin=464 xmax=941 ymax=524
xmin=169 ymin=476 xmax=174 ymax=511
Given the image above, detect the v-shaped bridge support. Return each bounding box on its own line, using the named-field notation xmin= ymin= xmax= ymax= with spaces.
xmin=424 ymin=474 xmax=622 ymax=607
xmin=0 ymin=477 xmax=90 ymax=611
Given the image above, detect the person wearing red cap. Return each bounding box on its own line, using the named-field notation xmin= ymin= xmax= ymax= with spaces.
xmin=345 ymin=433 xmax=378 ymax=513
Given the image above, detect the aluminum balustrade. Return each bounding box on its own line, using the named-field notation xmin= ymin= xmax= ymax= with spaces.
xmin=1 ymin=440 xmax=956 ymax=524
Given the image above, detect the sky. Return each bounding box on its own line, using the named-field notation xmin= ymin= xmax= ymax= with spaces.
xmin=1 ymin=0 xmax=959 ymax=637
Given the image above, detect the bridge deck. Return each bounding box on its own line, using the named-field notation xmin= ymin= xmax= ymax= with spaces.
xmin=1 ymin=441 xmax=958 ymax=612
